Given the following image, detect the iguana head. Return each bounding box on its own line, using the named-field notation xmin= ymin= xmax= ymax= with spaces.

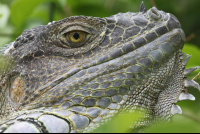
xmin=0 ymin=2 xmax=199 ymax=133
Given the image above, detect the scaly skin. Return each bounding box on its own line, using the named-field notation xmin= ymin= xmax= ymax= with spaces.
xmin=0 ymin=2 xmax=199 ymax=133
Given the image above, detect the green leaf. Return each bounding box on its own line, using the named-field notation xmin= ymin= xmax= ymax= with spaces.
xmin=146 ymin=114 xmax=200 ymax=133
xmin=182 ymin=43 xmax=200 ymax=81
xmin=10 ymin=0 xmax=46 ymax=28
xmin=0 ymin=3 xmax=10 ymax=28
xmin=92 ymin=110 xmax=144 ymax=133
xmin=182 ymin=43 xmax=200 ymax=68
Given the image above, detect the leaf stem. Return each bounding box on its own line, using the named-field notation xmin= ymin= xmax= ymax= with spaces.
xmin=149 ymin=0 xmax=157 ymax=8
xmin=182 ymin=112 xmax=200 ymax=123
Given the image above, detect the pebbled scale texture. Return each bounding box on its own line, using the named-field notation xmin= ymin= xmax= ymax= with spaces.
xmin=0 ymin=2 xmax=199 ymax=133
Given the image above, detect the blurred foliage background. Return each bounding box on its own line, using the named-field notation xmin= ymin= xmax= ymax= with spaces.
xmin=0 ymin=0 xmax=200 ymax=132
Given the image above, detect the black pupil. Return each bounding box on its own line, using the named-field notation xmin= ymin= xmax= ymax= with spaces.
xmin=73 ymin=32 xmax=80 ymax=40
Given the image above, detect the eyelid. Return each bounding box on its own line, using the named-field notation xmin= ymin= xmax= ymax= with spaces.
xmin=61 ymin=25 xmax=91 ymax=35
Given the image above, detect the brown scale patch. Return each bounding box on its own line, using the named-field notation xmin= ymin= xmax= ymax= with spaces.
xmin=10 ymin=77 xmax=24 ymax=103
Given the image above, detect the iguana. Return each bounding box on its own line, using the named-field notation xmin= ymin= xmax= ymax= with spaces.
xmin=0 ymin=2 xmax=199 ymax=133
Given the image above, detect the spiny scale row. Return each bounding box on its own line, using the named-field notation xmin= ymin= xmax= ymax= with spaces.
xmin=170 ymin=52 xmax=199 ymax=115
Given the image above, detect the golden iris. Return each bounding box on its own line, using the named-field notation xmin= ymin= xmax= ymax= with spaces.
xmin=68 ymin=31 xmax=85 ymax=43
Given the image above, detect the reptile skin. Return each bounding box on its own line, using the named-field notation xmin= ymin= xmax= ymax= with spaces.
xmin=0 ymin=2 xmax=199 ymax=133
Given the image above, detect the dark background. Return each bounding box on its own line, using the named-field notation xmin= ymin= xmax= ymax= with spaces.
xmin=0 ymin=0 xmax=200 ymax=132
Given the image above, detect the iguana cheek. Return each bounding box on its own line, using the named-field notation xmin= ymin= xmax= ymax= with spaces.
xmin=10 ymin=76 xmax=24 ymax=103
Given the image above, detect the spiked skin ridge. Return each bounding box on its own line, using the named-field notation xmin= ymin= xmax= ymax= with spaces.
xmin=0 ymin=1 xmax=199 ymax=133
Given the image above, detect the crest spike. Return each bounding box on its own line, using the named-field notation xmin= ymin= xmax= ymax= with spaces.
xmin=178 ymin=93 xmax=195 ymax=101
xmin=170 ymin=105 xmax=182 ymax=115
xmin=140 ymin=1 xmax=147 ymax=13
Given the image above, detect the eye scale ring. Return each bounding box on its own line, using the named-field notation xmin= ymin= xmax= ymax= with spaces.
xmin=58 ymin=23 xmax=100 ymax=48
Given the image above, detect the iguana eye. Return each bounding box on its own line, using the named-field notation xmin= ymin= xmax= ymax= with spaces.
xmin=59 ymin=30 xmax=91 ymax=48
xmin=67 ymin=31 xmax=86 ymax=43
xmin=59 ymin=24 xmax=97 ymax=48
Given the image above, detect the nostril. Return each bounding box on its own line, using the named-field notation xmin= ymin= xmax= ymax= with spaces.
xmin=151 ymin=8 xmax=159 ymax=16
xmin=148 ymin=7 xmax=161 ymax=20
